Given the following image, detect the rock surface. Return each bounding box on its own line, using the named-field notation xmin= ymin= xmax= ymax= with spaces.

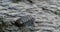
xmin=0 ymin=0 xmax=60 ymax=32
xmin=13 ymin=15 xmax=35 ymax=27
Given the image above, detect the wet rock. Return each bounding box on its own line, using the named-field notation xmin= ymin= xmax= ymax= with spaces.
xmin=12 ymin=15 xmax=35 ymax=27
xmin=41 ymin=29 xmax=53 ymax=32
xmin=11 ymin=0 xmax=22 ymax=3
xmin=11 ymin=0 xmax=33 ymax=4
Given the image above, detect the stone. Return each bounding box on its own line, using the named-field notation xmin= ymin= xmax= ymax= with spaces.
xmin=41 ymin=29 xmax=53 ymax=32
xmin=13 ymin=15 xmax=35 ymax=27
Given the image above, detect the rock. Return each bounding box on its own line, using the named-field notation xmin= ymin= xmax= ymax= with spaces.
xmin=11 ymin=0 xmax=33 ymax=4
xmin=11 ymin=0 xmax=22 ymax=3
xmin=42 ymin=29 xmax=53 ymax=32
xmin=13 ymin=15 xmax=35 ymax=27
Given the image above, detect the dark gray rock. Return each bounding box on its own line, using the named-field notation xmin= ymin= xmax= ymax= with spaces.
xmin=11 ymin=0 xmax=22 ymax=3
xmin=11 ymin=0 xmax=33 ymax=4
xmin=13 ymin=15 xmax=35 ymax=27
xmin=41 ymin=29 xmax=53 ymax=32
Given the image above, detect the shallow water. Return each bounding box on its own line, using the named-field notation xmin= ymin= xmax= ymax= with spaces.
xmin=1 ymin=0 xmax=60 ymax=32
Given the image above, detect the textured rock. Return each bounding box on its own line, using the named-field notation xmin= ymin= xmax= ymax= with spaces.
xmin=13 ymin=15 xmax=35 ymax=27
